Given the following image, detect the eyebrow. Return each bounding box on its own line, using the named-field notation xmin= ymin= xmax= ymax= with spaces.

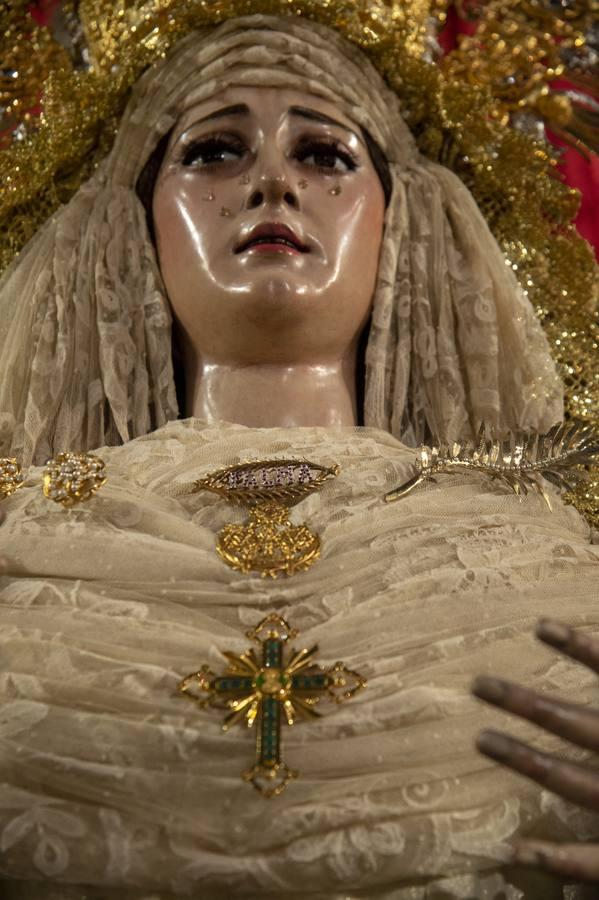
xmin=179 ymin=103 xmax=362 ymax=144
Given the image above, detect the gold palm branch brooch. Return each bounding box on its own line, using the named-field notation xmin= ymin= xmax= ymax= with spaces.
xmin=385 ymin=420 xmax=599 ymax=511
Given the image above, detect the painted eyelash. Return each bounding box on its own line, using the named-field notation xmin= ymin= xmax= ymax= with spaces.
xmin=180 ymin=133 xmax=358 ymax=172
xmin=296 ymin=137 xmax=358 ymax=171
xmin=180 ymin=134 xmax=245 ymax=167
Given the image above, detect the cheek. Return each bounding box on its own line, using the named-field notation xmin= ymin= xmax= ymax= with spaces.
xmin=152 ymin=177 xmax=215 ymax=286
xmin=335 ymin=191 xmax=385 ymax=289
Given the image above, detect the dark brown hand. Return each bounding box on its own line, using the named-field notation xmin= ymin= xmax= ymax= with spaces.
xmin=472 ymin=618 xmax=599 ymax=881
xmin=0 ymin=506 xmax=6 ymax=573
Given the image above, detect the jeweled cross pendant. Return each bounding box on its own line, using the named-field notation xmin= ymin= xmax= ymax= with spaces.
xmin=178 ymin=613 xmax=366 ymax=797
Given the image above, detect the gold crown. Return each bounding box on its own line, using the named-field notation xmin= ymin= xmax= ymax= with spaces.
xmin=1 ymin=0 xmax=598 ymax=526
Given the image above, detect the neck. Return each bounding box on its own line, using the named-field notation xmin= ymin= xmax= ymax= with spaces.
xmin=184 ymin=354 xmax=358 ymax=428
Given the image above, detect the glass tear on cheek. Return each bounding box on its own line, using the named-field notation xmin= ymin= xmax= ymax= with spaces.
xmin=298 ymin=179 xmax=308 ymax=189
xmin=328 ymin=185 xmax=342 ymax=196
xmin=202 ymin=191 xmax=215 ymax=201
xmin=220 ymin=207 xmax=232 ymax=217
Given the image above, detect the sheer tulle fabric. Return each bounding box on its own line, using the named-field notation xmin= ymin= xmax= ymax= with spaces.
xmin=0 ymin=14 xmax=564 ymax=466
xmin=1 ymin=420 xmax=598 ymax=899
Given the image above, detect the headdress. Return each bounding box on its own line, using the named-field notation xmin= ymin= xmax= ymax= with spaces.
xmin=0 ymin=1 xmax=597 ymax=526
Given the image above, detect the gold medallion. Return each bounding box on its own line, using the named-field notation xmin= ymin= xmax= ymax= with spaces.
xmin=193 ymin=459 xmax=339 ymax=578
xmin=178 ymin=613 xmax=366 ymax=797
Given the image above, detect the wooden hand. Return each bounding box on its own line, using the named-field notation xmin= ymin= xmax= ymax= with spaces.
xmin=0 ymin=505 xmax=6 ymax=573
xmin=472 ymin=619 xmax=599 ymax=882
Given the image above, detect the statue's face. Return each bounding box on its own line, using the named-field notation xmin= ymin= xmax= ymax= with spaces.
xmin=152 ymin=85 xmax=386 ymax=366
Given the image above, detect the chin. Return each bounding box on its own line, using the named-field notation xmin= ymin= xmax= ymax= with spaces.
xmin=240 ymin=285 xmax=321 ymax=325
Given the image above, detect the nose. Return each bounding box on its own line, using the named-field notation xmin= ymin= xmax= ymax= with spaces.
xmin=246 ymin=173 xmax=299 ymax=211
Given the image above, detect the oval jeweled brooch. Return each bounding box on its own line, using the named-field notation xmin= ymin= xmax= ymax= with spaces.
xmin=192 ymin=459 xmax=339 ymax=578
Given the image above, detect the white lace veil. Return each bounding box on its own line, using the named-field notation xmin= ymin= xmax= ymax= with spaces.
xmin=0 ymin=13 xmax=565 ymax=466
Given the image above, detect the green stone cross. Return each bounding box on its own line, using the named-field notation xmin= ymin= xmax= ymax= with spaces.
xmin=178 ymin=613 xmax=366 ymax=797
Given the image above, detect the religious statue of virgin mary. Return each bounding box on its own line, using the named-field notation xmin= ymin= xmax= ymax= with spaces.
xmin=0 ymin=1 xmax=598 ymax=898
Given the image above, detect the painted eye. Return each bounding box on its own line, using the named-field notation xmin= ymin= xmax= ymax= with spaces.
xmin=178 ymin=134 xmax=358 ymax=175
xmin=296 ymin=139 xmax=357 ymax=174
xmin=181 ymin=137 xmax=245 ymax=168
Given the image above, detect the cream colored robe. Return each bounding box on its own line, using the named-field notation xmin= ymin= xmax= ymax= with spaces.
xmin=1 ymin=419 xmax=598 ymax=900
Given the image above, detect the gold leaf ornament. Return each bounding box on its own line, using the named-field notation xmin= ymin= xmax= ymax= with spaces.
xmin=192 ymin=459 xmax=339 ymax=578
xmin=385 ymin=420 xmax=599 ymax=512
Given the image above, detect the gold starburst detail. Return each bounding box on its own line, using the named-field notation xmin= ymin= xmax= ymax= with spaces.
xmin=178 ymin=612 xmax=366 ymax=797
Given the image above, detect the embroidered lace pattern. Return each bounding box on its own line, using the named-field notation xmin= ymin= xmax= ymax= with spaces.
xmin=1 ymin=421 xmax=598 ymax=899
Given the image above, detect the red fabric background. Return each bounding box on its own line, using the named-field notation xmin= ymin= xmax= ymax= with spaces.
xmin=439 ymin=6 xmax=598 ymax=259
xmin=31 ymin=1 xmax=598 ymax=257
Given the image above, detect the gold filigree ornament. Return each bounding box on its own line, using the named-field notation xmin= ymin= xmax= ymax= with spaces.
xmin=192 ymin=459 xmax=339 ymax=577
xmin=0 ymin=458 xmax=24 ymax=500
xmin=42 ymin=451 xmax=107 ymax=507
xmin=178 ymin=612 xmax=366 ymax=797
xmin=385 ymin=420 xmax=599 ymax=512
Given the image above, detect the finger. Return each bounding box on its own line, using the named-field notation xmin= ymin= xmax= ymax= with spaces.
xmin=0 ymin=507 xmax=5 ymax=574
xmin=514 ymin=839 xmax=599 ymax=882
xmin=472 ymin=675 xmax=599 ymax=753
xmin=536 ymin=618 xmax=599 ymax=675
xmin=476 ymin=729 xmax=599 ymax=812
